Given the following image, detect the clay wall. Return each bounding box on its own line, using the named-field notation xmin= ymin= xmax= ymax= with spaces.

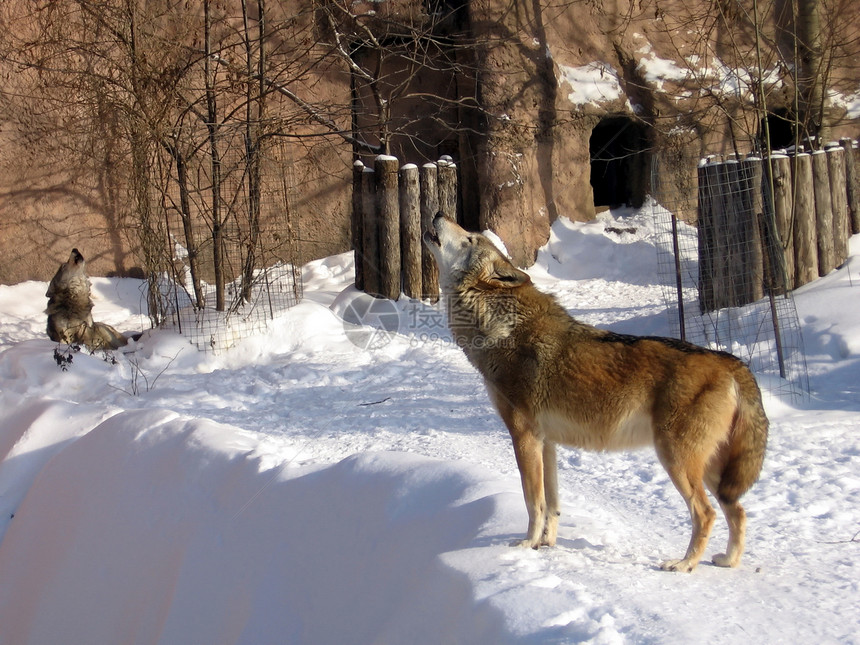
xmin=1 ymin=0 xmax=857 ymax=281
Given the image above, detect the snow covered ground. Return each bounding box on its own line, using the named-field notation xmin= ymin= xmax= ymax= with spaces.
xmin=0 ymin=209 xmax=858 ymax=644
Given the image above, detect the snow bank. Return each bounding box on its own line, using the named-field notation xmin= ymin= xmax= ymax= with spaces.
xmin=0 ymin=399 xmax=509 ymax=644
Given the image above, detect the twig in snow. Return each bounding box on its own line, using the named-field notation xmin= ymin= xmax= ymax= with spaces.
xmin=358 ymin=397 xmax=391 ymax=407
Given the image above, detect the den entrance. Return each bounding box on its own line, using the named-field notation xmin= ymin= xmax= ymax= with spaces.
xmin=761 ymin=108 xmax=795 ymax=150
xmin=589 ymin=116 xmax=650 ymax=209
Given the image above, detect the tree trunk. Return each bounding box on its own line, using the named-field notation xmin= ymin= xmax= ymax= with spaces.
xmin=204 ymin=1 xmax=225 ymax=311
xmin=797 ymin=0 xmax=828 ymax=143
xmin=172 ymin=146 xmax=205 ymax=308
xmin=240 ymin=0 xmax=266 ymax=304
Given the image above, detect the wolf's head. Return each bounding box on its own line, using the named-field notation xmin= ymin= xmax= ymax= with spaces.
xmin=423 ymin=214 xmax=530 ymax=294
xmin=46 ymin=248 xmax=91 ymax=300
xmin=57 ymin=249 xmax=87 ymax=278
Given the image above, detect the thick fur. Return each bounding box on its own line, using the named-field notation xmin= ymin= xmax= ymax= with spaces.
xmin=46 ymin=249 xmax=128 ymax=350
xmin=424 ymin=215 xmax=768 ymax=572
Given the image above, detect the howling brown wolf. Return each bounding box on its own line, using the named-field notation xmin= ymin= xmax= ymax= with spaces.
xmin=424 ymin=214 xmax=768 ymax=572
xmin=46 ymin=249 xmax=128 ymax=350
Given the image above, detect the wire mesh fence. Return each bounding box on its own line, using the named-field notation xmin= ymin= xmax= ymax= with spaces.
xmin=650 ymin=155 xmax=810 ymax=401
xmin=155 ymin=135 xmax=304 ymax=352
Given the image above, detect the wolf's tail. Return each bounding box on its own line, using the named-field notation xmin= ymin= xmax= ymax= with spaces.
xmin=717 ymin=366 xmax=769 ymax=504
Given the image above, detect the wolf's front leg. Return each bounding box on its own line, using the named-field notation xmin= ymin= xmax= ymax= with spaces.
xmin=511 ymin=432 xmax=546 ymax=549
xmin=541 ymin=441 xmax=560 ymax=547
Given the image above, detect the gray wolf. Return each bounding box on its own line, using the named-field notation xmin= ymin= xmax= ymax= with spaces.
xmin=46 ymin=249 xmax=128 ymax=350
xmin=424 ymin=214 xmax=768 ymax=572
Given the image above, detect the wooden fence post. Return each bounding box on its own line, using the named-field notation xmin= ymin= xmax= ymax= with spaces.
xmin=841 ymin=138 xmax=860 ymax=234
xmin=399 ymin=163 xmax=423 ymax=300
xmin=375 ymin=155 xmax=401 ymax=300
xmin=767 ymin=154 xmax=795 ymax=290
xmin=718 ymin=160 xmax=741 ymax=308
xmin=352 ymin=160 xmax=365 ymax=291
xmin=697 ymin=161 xmax=715 ymax=312
xmin=420 ymin=163 xmax=440 ymax=302
xmin=437 ymin=157 xmax=458 ymax=221
xmin=740 ymin=158 xmax=764 ymax=304
xmin=793 ymin=153 xmax=818 ymax=287
xmin=361 ymin=164 xmax=380 ymax=297
xmin=811 ymin=151 xmax=835 ymax=276
xmin=827 ymin=145 xmax=849 ymax=267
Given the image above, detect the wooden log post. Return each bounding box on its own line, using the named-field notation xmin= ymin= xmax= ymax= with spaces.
xmin=361 ymin=164 xmax=381 ymax=297
xmin=420 ymin=163 xmax=440 ymax=302
xmin=437 ymin=157 xmax=458 ymax=221
xmin=709 ymin=161 xmax=731 ymax=310
xmin=399 ymin=163 xmax=423 ymax=300
xmin=827 ymin=145 xmax=849 ymax=267
xmin=720 ymin=160 xmax=742 ymax=308
xmin=375 ymin=155 xmax=401 ymax=300
xmin=811 ymin=150 xmax=835 ymax=276
xmin=352 ymin=160 xmax=365 ymax=292
xmin=840 ymin=138 xmax=860 ymax=235
xmin=793 ymin=153 xmax=818 ymax=287
xmin=740 ymin=158 xmax=765 ymax=304
xmin=697 ymin=161 xmax=716 ymax=313
xmin=768 ymin=154 xmax=795 ymax=290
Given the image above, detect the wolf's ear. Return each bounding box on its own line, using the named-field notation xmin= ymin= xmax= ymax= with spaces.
xmin=479 ymin=260 xmax=531 ymax=289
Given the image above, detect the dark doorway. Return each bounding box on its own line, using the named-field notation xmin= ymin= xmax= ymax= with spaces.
xmin=761 ymin=108 xmax=795 ymax=150
xmin=589 ymin=116 xmax=650 ymax=209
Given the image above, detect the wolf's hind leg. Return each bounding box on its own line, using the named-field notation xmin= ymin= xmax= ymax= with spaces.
xmin=659 ymin=454 xmax=716 ymax=572
xmin=712 ymin=499 xmax=746 ymax=567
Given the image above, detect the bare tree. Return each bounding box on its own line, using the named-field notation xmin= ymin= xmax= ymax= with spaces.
xmin=651 ymin=0 xmax=859 ymax=152
xmin=0 ymin=0 xmax=506 ymax=308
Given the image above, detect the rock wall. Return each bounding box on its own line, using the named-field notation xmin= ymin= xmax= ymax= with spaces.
xmin=1 ymin=0 xmax=858 ymax=281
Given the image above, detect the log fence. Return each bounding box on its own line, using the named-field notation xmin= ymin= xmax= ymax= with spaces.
xmin=352 ymin=155 xmax=458 ymax=301
xmin=697 ymin=139 xmax=859 ymax=312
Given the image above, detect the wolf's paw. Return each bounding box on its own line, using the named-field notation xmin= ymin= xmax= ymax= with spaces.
xmin=660 ymin=558 xmax=697 ymax=573
xmin=511 ymin=538 xmax=540 ymax=550
xmin=540 ymin=524 xmax=558 ymax=547
xmin=712 ymin=553 xmax=740 ymax=568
